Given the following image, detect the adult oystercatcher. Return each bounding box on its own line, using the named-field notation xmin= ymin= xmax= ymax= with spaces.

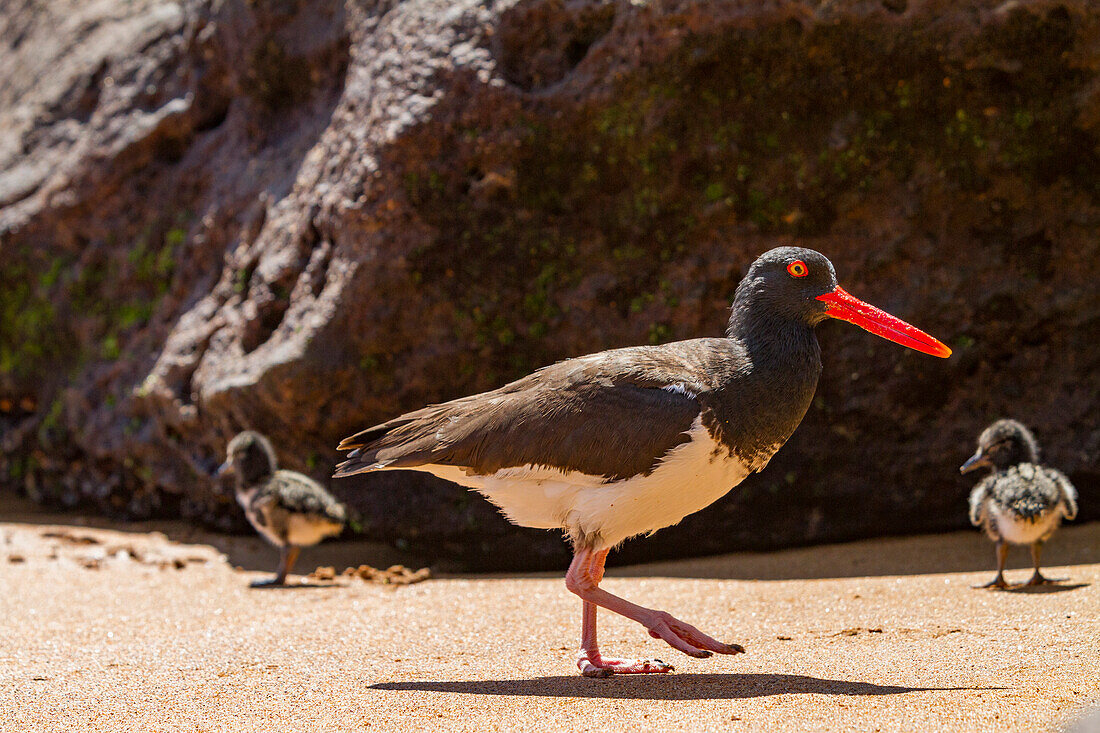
xmin=334 ymin=246 xmax=950 ymax=676
xmin=961 ymin=419 xmax=1078 ymax=588
xmin=219 ymin=431 xmax=347 ymax=587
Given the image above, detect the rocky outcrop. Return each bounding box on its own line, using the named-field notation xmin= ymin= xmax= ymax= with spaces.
xmin=2 ymin=0 xmax=1097 ymax=569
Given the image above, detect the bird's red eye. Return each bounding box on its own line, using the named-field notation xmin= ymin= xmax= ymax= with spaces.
xmin=787 ymin=260 xmax=809 ymax=278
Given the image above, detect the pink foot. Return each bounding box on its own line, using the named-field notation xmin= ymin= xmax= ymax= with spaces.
xmin=578 ymin=654 xmax=674 ymax=678
xmin=565 ymin=548 xmax=744 ymax=678
xmin=643 ymin=610 xmax=746 ymax=658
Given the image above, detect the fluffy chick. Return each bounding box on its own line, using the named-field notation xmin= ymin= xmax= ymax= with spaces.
xmin=220 ymin=431 xmax=346 ymax=587
xmin=961 ymin=419 xmax=1077 ymax=588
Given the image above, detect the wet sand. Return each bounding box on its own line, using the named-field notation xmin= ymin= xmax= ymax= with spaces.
xmin=2 ymin=505 xmax=1097 ymax=732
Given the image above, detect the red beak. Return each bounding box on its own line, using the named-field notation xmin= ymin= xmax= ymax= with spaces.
xmin=816 ymin=287 xmax=952 ymax=358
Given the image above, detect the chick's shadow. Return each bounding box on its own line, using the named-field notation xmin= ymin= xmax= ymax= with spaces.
xmin=246 ymin=581 xmax=344 ymax=590
xmin=999 ymin=581 xmax=1090 ymax=595
xmin=371 ymin=673 xmax=991 ymax=701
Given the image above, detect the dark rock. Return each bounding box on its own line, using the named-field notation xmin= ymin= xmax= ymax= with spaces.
xmin=1 ymin=0 xmax=1097 ymax=570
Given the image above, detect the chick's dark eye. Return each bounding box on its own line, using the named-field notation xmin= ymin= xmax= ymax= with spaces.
xmin=786 ymin=260 xmax=809 ymax=278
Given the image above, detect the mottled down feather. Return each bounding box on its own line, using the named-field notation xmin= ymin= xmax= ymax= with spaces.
xmin=968 ymin=463 xmax=1077 ymax=527
xmin=258 ymin=470 xmax=348 ymax=524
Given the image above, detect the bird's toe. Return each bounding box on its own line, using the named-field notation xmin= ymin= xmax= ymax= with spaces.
xmin=578 ymin=655 xmax=674 ymax=677
xmin=974 ymin=577 xmax=1009 ymax=590
xmin=580 ymin=664 xmax=615 ymax=679
xmin=645 ymin=611 xmax=740 ymax=657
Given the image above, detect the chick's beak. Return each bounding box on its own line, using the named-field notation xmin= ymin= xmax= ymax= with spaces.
xmin=959 ymin=450 xmax=990 ymax=474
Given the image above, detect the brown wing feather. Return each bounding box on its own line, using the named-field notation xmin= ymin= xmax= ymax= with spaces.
xmin=333 ymin=341 xmax=738 ymax=481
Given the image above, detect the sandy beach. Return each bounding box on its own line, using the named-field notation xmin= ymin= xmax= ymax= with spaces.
xmin=2 ymin=503 xmax=1097 ymax=732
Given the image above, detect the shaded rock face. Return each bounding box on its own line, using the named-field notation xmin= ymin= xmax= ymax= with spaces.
xmin=2 ymin=0 xmax=1097 ymax=570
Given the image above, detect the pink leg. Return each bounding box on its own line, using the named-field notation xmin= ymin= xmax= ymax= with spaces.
xmin=566 ymin=547 xmax=743 ymax=677
xmin=576 ymin=572 xmax=673 ymax=677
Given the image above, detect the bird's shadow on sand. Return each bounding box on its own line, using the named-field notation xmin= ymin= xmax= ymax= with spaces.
xmin=998 ymin=581 xmax=1090 ymax=595
xmin=371 ymin=673 xmax=991 ymax=701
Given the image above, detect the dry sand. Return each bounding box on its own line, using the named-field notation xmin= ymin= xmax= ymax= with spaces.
xmin=1 ymin=503 xmax=1097 ymax=733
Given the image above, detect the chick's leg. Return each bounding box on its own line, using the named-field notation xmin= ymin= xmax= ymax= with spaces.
xmin=1025 ymin=542 xmax=1050 ymax=586
xmin=977 ymin=541 xmax=1009 ymax=589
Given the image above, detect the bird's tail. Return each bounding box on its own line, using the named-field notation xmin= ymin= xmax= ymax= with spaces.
xmin=333 ymin=407 xmax=451 ymax=478
xmin=332 ymin=425 xmax=400 ymax=478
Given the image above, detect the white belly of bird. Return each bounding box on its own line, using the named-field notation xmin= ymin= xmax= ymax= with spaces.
xmin=407 ymin=416 xmax=755 ymax=549
xmin=990 ymin=506 xmax=1059 ymax=545
xmin=244 ymin=506 xmax=339 ymax=548
xmin=285 ymin=514 xmax=341 ymax=547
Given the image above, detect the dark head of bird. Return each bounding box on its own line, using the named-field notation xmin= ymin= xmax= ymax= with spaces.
xmin=728 ymin=246 xmax=952 ymax=359
xmin=218 ymin=430 xmax=278 ymax=486
xmin=960 ymin=418 xmax=1041 ymax=474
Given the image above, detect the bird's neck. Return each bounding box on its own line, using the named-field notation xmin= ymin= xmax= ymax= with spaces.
xmin=236 ymin=465 xmax=274 ymax=490
xmin=237 ymin=452 xmax=277 ymax=485
xmin=706 ymin=303 xmax=822 ymax=471
xmin=726 ymin=303 xmax=822 ymax=374
xmin=1008 ymin=438 xmax=1040 ymax=466
xmin=235 ymin=483 xmax=260 ymax=509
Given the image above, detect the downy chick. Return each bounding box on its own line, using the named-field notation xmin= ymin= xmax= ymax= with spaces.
xmin=961 ymin=419 xmax=1077 ymax=588
xmin=220 ymin=431 xmax=346 ymax=587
